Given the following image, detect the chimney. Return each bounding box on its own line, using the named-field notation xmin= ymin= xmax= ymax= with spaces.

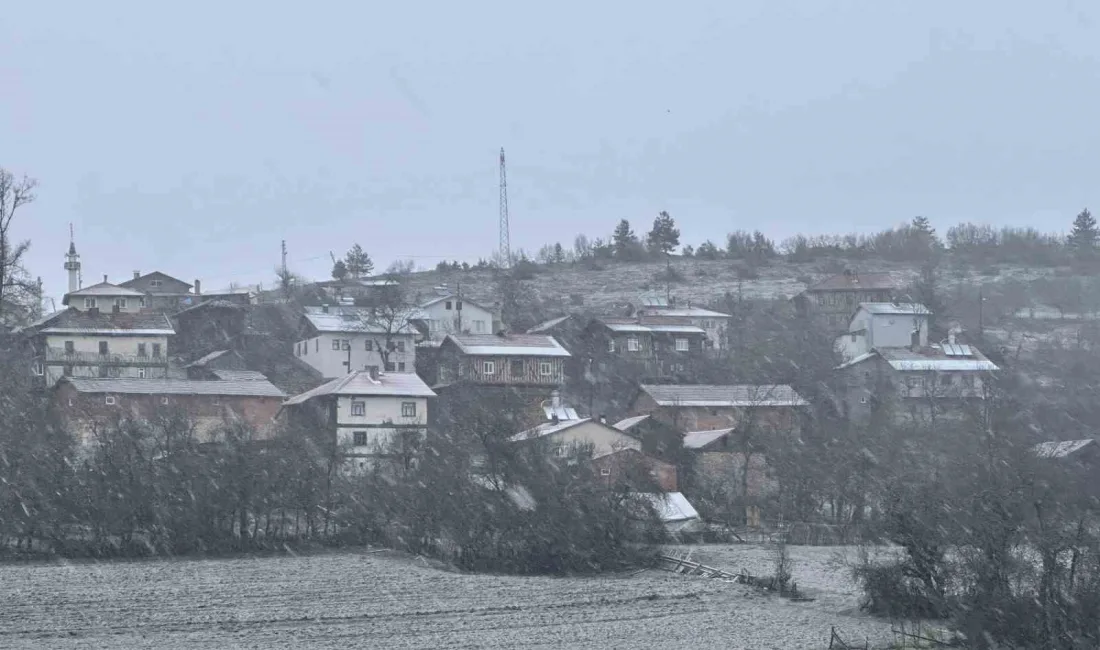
xmin=133 ymin=270 xmax=140 ymax=280
xmin=103 ymin=274 xmax=108 ymax=284
xmin=194 ymin=279 xmax=201 ymax=295
xmin=551 ymin=414 xmax=560 ymax=425
xmin=550 ymin=390 xmax=561 ymax=409
xmin=948 ymin=331 xmax=957 ymax=346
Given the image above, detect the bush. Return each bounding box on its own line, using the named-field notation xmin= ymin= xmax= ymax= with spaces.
xmin=853 ymin=562 xmax=949 ymax=620
xmin=653 ymin=267 xmax=685 ymax=284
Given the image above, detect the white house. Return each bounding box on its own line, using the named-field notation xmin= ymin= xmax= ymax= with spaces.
xmin=634 ymin=297 xmax=732 ymax=351
xmin=835 ymin=302 xmax=930 ymax=362
xmin=282 ymin=370 xmax=436 ymax=470
xmin=415 ymin=292 xmax=496 ymax=342
xmin=509 ymin=418 xmax=642 ymax=458
xmin=25 ymin=278 xmax=174 ymax=384
xmin=293 ymin=305 xmax=417 ymax=378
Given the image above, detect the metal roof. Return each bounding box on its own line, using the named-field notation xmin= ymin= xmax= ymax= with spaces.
xmin=64 ymin=282 xmax=146 ymax=299
xmin=683 ymin=428 xmax=734 ymax=449
xmin=859 ymin=302 xmax=929 ymax=316
xmin=302 ymin=307 xmax=417 ymax=335
xmin=210 ymin=369 xmax=268 ymax=382
xmin=639 ymin=384 xmax=809 ymax=407
xmin=63 ymin=377 xmax=285 ymax=397
xmin=878 ymin=347 xmax=999 ymax=372
xmin=119 ymin=272 xmax=192 ymax=290
xmin=543 ymin=405 xmax=580 ymax=421
xmin=1033 ymin=439 xmax=1096 ymax=459
xmin=639 ymin=306 xmax=731 ymax=319
xmin=634 ymin=492 xmax=700 ymax=522
xmin=184 ymin=350 xmax=231 ymax=368
xmin=284 ymin=370 xmax=436 ymax=404
xmin=447 ymin=334 xmax=571 ymax=357
xmin=510 ymin=418 xmax=593 ymax=442
xmin=613 ymin=414 xmax=650 ymax=431
xmin=527 ymin=315 xmax=571 ymax=333
xmin=602 ymin=322 xmax=706 ymax=335
xmin=40 ymin=309 xmax=175 ymax=335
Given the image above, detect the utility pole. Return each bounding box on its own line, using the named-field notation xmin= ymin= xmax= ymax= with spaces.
xmin=499 ymin=148 xmax=511 ymax=269
xmin=978 ymin=285 xmax=984 ymax=337
xmin=281 ymin=240 xmax=289 ymax=299
xmin=281 ymin=240 xmax=288 ymax=278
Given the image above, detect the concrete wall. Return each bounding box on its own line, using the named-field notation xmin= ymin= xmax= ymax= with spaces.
xmin=335 ymin=393 xmax=429 ymax=457
xmin=294 ymin=332 xmax=416 ymax=378
xmin=544 ymin=421 xmax=641 ymax=458
xmin=590 ymin=449 xmax=678 ymax=492
xmin=421 ymin=300 xmax=494 ymax=340
xmin=43 ymin=333 xmax=170 ymax=383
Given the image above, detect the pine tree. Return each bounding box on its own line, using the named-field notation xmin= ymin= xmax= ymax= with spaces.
xmin=344 ymin=244 xmax=374 ymax=279
xmin=612 ymin=219 xmax=638 ymax=258
xmin=647 ymin=211 xmax=680 ymax=255
xmin=1068 ymin=209 xmax=1098 ymax=257
xmin=331 ymin=259 xmax=348 ymax=280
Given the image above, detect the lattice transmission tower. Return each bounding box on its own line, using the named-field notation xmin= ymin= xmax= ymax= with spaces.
xmin=499 ymin=147 xmax=511 ymax=269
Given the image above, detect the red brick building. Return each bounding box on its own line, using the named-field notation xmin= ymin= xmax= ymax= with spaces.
xmin=56 ymin=376 xmax=285 ymax=446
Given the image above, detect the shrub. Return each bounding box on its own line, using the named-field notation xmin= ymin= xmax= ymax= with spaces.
xmin=853 ymin=562 xmax=949 ymax=620
xmin=653 ymin=267 xmax=685 ymax=284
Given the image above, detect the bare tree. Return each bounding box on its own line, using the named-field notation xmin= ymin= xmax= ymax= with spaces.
xmin=0 ymin=169 xmax=37 ymax=325
xmin=356 ymin=275 xmax=421 ymax=372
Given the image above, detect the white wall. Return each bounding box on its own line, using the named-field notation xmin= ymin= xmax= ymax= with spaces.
xmin=43 ymin=333 xmax=170 ymax=383
xmin=420 ymin=299 xmax=494 ymax=340
xmin=335 ymin=394 xmax=428 ymax=456
xmin=545 ymin=421 xmax=642 ymax=457
xmin=294 ymin=332 xmax=417 ymax=378
xmin=844 ymin=308 xmax=928 ymax=356
xmin=835 ymin=330 xmax=869 ymax=362
xmin=69 ymin=295 xmax=144 ymax=313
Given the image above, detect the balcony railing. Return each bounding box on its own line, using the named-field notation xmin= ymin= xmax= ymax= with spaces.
xmin=44 ymin=348 xmax=169 ymax=366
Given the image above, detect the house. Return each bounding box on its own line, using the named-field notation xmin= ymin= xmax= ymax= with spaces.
xmin=172 ymin=300 xmax=248 ymax=354
xmin=635 ymin=492 xmax=702 ymax=533
xmin=293 ymin=305 xmax=417 ymax=378
xmin=436 ymin=333 xmax=571 ymax=388
xmin=24 ymin=284 xmax=175 ymax=384
xmin=510 ymin=417 xmax=642 ymax=458
xmin=834 ymin=336 xmax=999 ymax=424
xmin=590 ymin=448 xmax=678 ymax=492
xmin=119 ymin=271 xmax=253 ymax=311
xmin=633 ymin=296 xmax=732 ymax=350
xmin=836 ymin=302 xmax=930 ymax=362
xmin=414 ymin=291 xmax=496 ymax=342
xmin=793 ymin=270 xmax=897 ymax=330
xmin=683 ymin=427 xmax=775 ymax=526
xmin=629 ymin=384 xmax=809 ymax=433
xmin=282 ymin=370 xmax=436 ymax=470
xmin=56 ymin=375 xmax=285 ymax=446
xmin=313 ymin=278 xmax=398 ymax=303
xmin=584 ymin=315 xmax=708 ymax=378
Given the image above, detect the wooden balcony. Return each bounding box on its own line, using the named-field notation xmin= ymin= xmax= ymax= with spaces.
xmin=44 ymin=348 xmax=170 ymax=366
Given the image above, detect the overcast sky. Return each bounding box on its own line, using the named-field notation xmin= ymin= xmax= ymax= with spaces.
xmin=3 ymin=1 xmax=1099 ymax=304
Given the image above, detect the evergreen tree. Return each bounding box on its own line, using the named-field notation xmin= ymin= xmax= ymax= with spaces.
xmin=331 ymin=259 xmax=348 ymax=280
xmin=344 ymin=244 xmax=374 ymax=279
xmin=612 ymin=219 xmax=639 ymax=258
xmin=647 ymin=211 xmax=680 ymax=255
xmin=1068 ymin=208 xmax=1098 ymax=257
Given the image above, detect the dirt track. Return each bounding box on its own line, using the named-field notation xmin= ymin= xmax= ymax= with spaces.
xmin=0 ymin=546 xmax=893 ymax=649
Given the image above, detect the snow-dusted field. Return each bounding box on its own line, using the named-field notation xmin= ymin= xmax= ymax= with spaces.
xmin=0 ymin=545 xmax=896 ymax=649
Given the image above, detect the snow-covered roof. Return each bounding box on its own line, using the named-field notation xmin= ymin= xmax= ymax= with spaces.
xmin=527 ymin=315 xmax=571 ymax=333
xmin=878 ymin=347 xmax=999 ymax=372
xmin=613 ymin=414 xmax=650 ymax=432
xmin=509 ymin=418 xmax=593 ymax=442
xmin=210 ymin=369 xmax=268 ymax=382
xmin=284 ymin=371 xmax=435 ymax=404
xmin=302 ymin=306 xmax=417 ymax=335
xmin=634 ymin=492 xmax=700 ymax=522
xmin=64 ymin=282 xmax=145 ymax=300
xmin=858 ymin=302 xmax=930 ymax=316
xmin=603 ymin=322 xmax=706 ymax=335
xmin=836 ymin=351 xmax=877 ymax=370
xmin=446 ymin=334 xmax=571 ymax=357
xmin=184 ymin=350 xmax=232 ymax=368
xmin=39 ymin=309 xmax=175 ymax=336
xmin=63 ymin=377 xmax=285 ymax=397
xmin=639 ymin=306 xmax=731 ymax=319
xmin=683 ymin=428 xmax=734 ymax=449
xmin=1033 ymin=439 xmax=1097 ymax=459
xmin=639 ymin=384 xmax=809 ymax=408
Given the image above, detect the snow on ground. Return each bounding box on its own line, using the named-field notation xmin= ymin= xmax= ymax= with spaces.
xmin=0 ymin=545 xmax=898 ymax=649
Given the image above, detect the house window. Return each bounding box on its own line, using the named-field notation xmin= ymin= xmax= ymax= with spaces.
xmin=600 ymin=468 xmax=611 ymax=476
xmin=138 ymin=343 xmax=147 ymax=357
xmin=161 ymin=397 xmax=169 ymax=405
xmin=152 ymin=343 xmax=161 ymax=357
xmin=64 ymin=341 xmax=74 ymax=353
xmin=114 ymin=298 xmax=127 ymax=308
xmin=398 ymin=362 xmax=406 ymax=372
xmin=150 ymin=279 xmax=162 ymax=288
xmin=332 ymin=339 xmax=341 ymax=350
xmin=365 ymin=339 xmax=373 ymax=351
xmin=353 ymin=431 xmax=367 ymax=446
xmin=84 ymin=297 xmax=97 ymax=309
xmin=105 ymin=396 xmax=116 ymax=406
xmin=474 ymin=320 xmax=485 ymax=333
xmin=510 ymin=359 xmax=524 ymax=376
xmin=608 ymin=339 xmax=616 ymax=353
xmin=303 ymin=342 xmax=308 ymax=355
xmin=351 ymin=401 xmax=366 ymax=416
xmin=402 ymin=402 xmax=417 ymax=418
xmin=906 ymin=376 xmax=920 ymax=389
xmin=456 ymin=301 xmax=463 ymax=311
xmin=850 ymin=333 xmax=857 ymax=342
xmin=539 ymin=361 xmax=552 ymax=376
xmin=139 ymin=297 xmax=146 ymax=308
xmin=385 ymin=362 xmax=396 ymax=372
xmin=137 ymin=368 xmax=146 ymax=379
xmin=99 ymin=341 xmax=109 ymax=355
xmin=31 ymin=362 xmax=44 ymax=376
xmin=397 ymin=341 xmax=405 ymax=352
xmin=483 ymin=360 xmax=496 ymax=375
xmin=627 ymin=337 xmax=640 ymax=352
xmin=675 ymin=338 xmax=689 ymax=352
xmin=445 ymin=301 xmax=453 ymax=310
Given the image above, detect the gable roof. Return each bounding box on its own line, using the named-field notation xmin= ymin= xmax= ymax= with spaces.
xmin=119 ymin=271 xmax=192 ymax=290
xmin=283 ymin=370 xmax=436 ymax=405
xmin=419 ymin=294 xmax=493 ymax=312
xmin=175 ymin=299 xmax=247 ymax=317
xmin=301 ymin=306 xmax=417 ymax=335
xmin=62 ymin=282 xmax=145 ymax=304
xmin=613 ymin=414 xmax=651 ymax=432
xmin=858 ymin=302 xmax=930 ymax=316
xmin=805 ymin=272 xmax=895 ymax=292
xmin=527 ymin=315 xmax=572 ymax=333
xmin=509 ymin=417 xmax=636 ymax=445
xmin=637 ymin=306 xmax=731 ymax=319
xmin=638 ymin=384 xmax=809 ymax=407
xmin=62 ymin=377 xmax=284 ymax=397
xmin=445 ymin=334 xmax=571 ymax=357
xmin=210 ymin=369 xmax=268 ymax=382
xmin=183 ymin=350 xmax=232 ymax=368
xmin=39 ymin=308 xmax=175 ymax=336
xmin=683 ymin=428 xmax=734 ymax=449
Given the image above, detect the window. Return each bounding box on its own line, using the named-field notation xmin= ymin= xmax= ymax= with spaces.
xmin=137 ymin=368 xmax=146 ymax=379
xmin=608 ymin=339 xmax=616 ymax=353
xmin=161 ymin=397 xmax=169 ymax=405
xmin=64 ymin=340 xmax=74 ymax=353
xmin=456 ymin=301 xmax=463 ymax=311
xmin=105 ymin=396 xmax=116 ymax=406
xmin=351 ymin=401 xmax=366 ymax=416
xmin=303 ymin=341 xmax=308 ymax=355
xmin=627 ymin=337 xmax=640 ymax=352
xmin=99 ymin=341 xmax=109 ymax=355
xmin=675 ymin=338 xmax=689 ymax=352
xmin=31 ymin=362 xmax=44 ymax=376
xmin=353 ymin=431 xmax=367 ymax=446
xmin=906 ymin=376 xmax=920 ymax=389
xmin=402 ymin=402 xmax=417 ymax=418
xmin=539 ymin=361 xmax=552 ymax=376
xmin=396 ymin=341 xmax=405 ymax=352
xmin=114 ymin=298 xmax=127 ymax=308
xmin=137 ymin=343 xmax=147 ymax=357
xmin=850 ymin=333 xmax=857 ymax=342
xmin=63 ymin=365 xmax=72 ymax=377
xmin=600 ymin=468 xmax=611 ymax=476
xmin=510 ymin=359 xmax=524 ymax=376
xmin=365 ymin=339 xmax=373 ymax=351
xmin=483 ymin=360 xmax=496 ymax=375
xmin=84 ymin=297 xmax=97 ymax=309
xmin=332 ymin=339 xmax=341 ymax=350
xmin=152 ymin=343 xmax=162 ymax=357
xmin=445 ymin=301 xmax=453 ymax=310
xmin=474 ymin=320 xmax=485 ymax=333
xmin=385 ymin=362 xmax=396 ymax=372
xmin=139 ymin=297 xmax=146 ymax=308
xmin=150 ymin=279 xmax=162 ymax=288
xmin=398 ymin=362 xmax=406 ymax=372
